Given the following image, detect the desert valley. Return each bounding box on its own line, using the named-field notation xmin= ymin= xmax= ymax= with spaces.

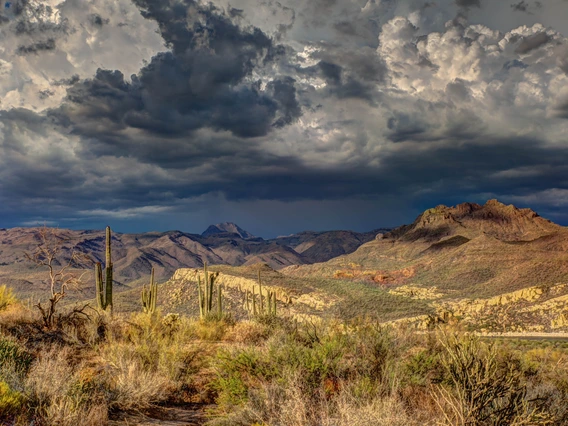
xmin=2 ymin=0 xmax=568 ymax=423
xmin=1 ymin=200 xmax=568 ymax=425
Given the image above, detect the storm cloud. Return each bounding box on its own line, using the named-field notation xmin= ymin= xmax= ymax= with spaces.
xmin=0 ymin=0 xmax=568 ymax=236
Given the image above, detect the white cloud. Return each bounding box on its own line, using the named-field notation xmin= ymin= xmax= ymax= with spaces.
xmin=0 ymin=0 xmax=164 ymax=111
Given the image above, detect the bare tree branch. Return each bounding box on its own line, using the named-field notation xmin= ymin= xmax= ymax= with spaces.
xmin=24 ymin=227 xmax=94 ymax=329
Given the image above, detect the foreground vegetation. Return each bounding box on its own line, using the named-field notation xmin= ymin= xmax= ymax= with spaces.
xmin=0 ymin=285 xmax=568 ymax=425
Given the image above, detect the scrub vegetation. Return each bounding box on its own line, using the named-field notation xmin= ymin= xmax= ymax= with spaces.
xmin=0 ymin=292 xmax=567 ymax=425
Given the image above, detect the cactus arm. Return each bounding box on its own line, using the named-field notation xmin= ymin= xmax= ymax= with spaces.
xmin=217 ymin=283 xmax=222 ymax=315
xmin=95 ymin=262 xmax=104 ymax=309
xmin=105 ymin=226 xmax=111 ymax=267
xmin=203 ymin=262 xmax=210 ymax=312
xmin=105 ymin=263 xmax=113 ymax=313
xmin=197 ymin=275 xmax=204 ymax=319
xmin=150 ymin=267 xmax=157 ymax=313
xmin=141 ymin=284 xmax=148 ymax=312
xmin=208 ymin=272 xmax=216 ymax=312
xmin=258 ymin=270 xmax=264 ymax=314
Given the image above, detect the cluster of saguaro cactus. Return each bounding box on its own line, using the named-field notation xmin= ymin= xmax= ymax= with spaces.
xmin=141 ymin=267 xmax=157 ymax=314
xmin=197 ymin=262 xmax=222 ymax=319
xmin=95 ymin=226 xmax=113 ymax=313
xmin=243 ymin=270 xmax=277 ymax=316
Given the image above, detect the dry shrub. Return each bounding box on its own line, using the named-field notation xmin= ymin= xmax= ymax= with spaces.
xmin=38 ymin=399 xmax=108 ymax=426
xmin=0 ymin=304 xmax=39 ymax=334
xmin=213 ymin=372 xmax=420 ymax=426
xmin=108 ymin=353 xmax=172 ymax=411
xmin=99 ymin=313 xmax=203 ymax=410
xmin=334 ymin=392 xmax=417 ymax=426
xmin=434 ymin=333 xmax=556 ymax=426
xmin=192 ymin=318 xmax=230 ymax=342
xmin=224 ymin=320 xmax=270 ymax=344
xmin=25 ymin=346 xmax=108 ymax=426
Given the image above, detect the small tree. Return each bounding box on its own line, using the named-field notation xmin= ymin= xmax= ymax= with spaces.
xmin=25 ymin=227 xmax=91 ymax=329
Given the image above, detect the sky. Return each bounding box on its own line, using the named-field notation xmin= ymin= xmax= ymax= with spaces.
xmin=0 ymin=0 xmax=567 ymax=238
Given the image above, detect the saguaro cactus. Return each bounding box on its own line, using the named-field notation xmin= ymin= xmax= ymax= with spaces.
xmin=242 ymin=270 xmax=277 ymax=316
xmin=197 ymin=262 xmax=220 ymax=319
xmin=141 ymin=267 xmax=157 ymax=314
xmin=258 ymin=270 xmax=264 ymax=313
xmin=217 ymin=283 xmax=223 ymax=315
xmin=95 ymin=226 xmax=113 ymax=312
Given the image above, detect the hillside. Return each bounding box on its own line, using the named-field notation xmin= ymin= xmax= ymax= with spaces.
xmin=0 ymin=224 xmax=381 ymax=300
xmin=282 ymin=200 xmax=568 ymax=299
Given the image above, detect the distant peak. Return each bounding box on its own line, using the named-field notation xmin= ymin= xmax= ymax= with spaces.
xmin=201 ymin=222 xmax=256 ymax=239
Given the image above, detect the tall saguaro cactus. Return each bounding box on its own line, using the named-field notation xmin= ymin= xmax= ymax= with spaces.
xmin=242 ymin=270 xmax=277 ymax=316
xmin=197 ymin=262 xmax=220 ymax=319
xmin=95 ymin=226 xmax=113 ymax=313
xmin=141 ymin=267 xmax=157 ymax=314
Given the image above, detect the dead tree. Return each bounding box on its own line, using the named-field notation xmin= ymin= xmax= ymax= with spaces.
xmin=25 ymin=227 xmax=92 ymax=329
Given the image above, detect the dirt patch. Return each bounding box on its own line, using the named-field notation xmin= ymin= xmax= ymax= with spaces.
xmin=333 ymin=267 xmax=415 ymax=286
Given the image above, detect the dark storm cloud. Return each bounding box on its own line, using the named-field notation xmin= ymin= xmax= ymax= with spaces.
xmin=89 ymin=13 xmax=109 ymax=27
xmin=515 ymin=32 xmax=552 ymax=54
xmin=295 ymin=46 xmax=385 ymax=102
xmin=197 ymin=136 xmax=568 ymax=206
xmin=2 ymin=0 xmax=568 ymax=232
xmin=456 ymin=0 xmax=481 ymax=8
xmin=266 ymin=77 xmax=302 ymax=127
xmin=13 ymin=2 xmax=68 ymax=35
xmin=16 ymin=38 xmax=56 ymax=55
xmin=53 ymin=75 xmax=81 ymax=87
xmin=511 ymin=0 xmax=542 ymax=14
xmin=48 ymin=0 xmax=301 ymax=146
xmin=511 ymin=1 xmax=530 ymax=12
xmin=554 ymin=99 xmax=568 ymax=118
xmin=38 ymin=89 xmax=54 ymax=99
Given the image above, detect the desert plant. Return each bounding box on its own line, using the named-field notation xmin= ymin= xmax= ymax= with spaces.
xmin=95 ymin=226 xmax=113 ymax=313
xmin=0 ymin=337 xmax=33 ymax=375
xmin=435 ymin=333 xmax=554 ymax=425
xmin=197 ymin=262 xmax=220 ymax=319
xmin=0 ymin=380 xmax=24 ymax=417
xmin=0 ymin=285 xmax=16 ymax=311
xmin=242 ymin=271 xmax=277 ymax=317
xmin=25 ymin=227 xmax=91 ymax=328
xmin=141 ymin=267 xmax=158 ymax=314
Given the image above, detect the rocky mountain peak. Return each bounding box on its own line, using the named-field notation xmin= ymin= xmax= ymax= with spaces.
xmin=201 ymin=222 xmax=256 ymax=239
xmin=394 ymin=199 xmax=559 ymax=242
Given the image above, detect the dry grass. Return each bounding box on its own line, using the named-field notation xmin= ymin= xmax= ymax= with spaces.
xmin=0 ymin=300 xmax=567 ymax=425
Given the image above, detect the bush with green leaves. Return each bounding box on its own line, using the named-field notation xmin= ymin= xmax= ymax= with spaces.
xmin=0 ymin=336 xmax=33 ymax=375
xmin=0 ymin=285 xmax=16 ymax=311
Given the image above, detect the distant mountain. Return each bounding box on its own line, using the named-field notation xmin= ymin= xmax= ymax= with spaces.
xmin=0 ymin=224 xmax=383 ymax=297
xmin=274 ymin=229 xmax=389 ymax=263
xmin=201 ymin=223 xmax=256 ymax=239
xmin=282 ymin=200 xmax=568 ymax=299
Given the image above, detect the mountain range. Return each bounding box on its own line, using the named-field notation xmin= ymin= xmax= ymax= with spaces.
xmin=0 ymin=223 xmax=385 ymax=297
xmin=3 ymin=198 xmax=568 ymax=321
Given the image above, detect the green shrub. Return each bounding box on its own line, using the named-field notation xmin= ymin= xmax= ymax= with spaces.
xmin=0 ymin=285 xmax=16 ymax=311
xmin=0 ymin=380 xmax=23 ymax=417
xmin=0 ymin=336 xmax=33 ymax=374
xmin=404 ymin=350 xmax=440 ymax=386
